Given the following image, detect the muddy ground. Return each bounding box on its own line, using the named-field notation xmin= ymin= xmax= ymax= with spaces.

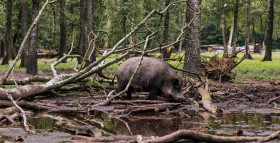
xmin=1 ymin=71 xmax=280 ymax=142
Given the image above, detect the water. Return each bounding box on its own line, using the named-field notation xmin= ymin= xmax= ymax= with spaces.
xmin=1 ymin=110 xmax=280 ymax=142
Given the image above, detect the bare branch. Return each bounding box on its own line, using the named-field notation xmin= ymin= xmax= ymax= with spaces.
xmin=6 ymin=91 xmax=36 ymax=134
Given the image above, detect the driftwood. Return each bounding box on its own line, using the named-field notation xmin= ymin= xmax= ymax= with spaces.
xmin=196 ymin=79 xmax=222 ymax=115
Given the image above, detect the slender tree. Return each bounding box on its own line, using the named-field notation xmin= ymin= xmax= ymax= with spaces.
xmin=84 ymin=0 xmax=96 ymax=65
xmin=183 ymin=0 xmax=202 ymax=74
xmin=49 ymin=7 xmax=56 ymax=50
xmin=221 ymin=0 xmax=228 ymax=58
xmin=258 ymin=15 xmax=263 ymax=53
xmin=263 ymin=0 xmax=274 ymax=61
xmin=2 ymin=0 xmax=13 ymax=65
xmin=59 ymin=0 xmax=67 ymax=58
xmin=252 ymin=18 xmax=257 ymax=53
xmin=26 ymin=0 xmax=39 ymax=75
xmin=161 ymin=0 xmax=170 ymax=59
xmin=121 ymin=0 xmax=128 ymax=49
xmin=78 ymin=0 xmax=85 ymax=64
xmin=20 ymin=0 xmax=29 ymax=67
xmin=245 ymin=0 xmax=252 ymax=59
xmin=232 ymin=0 xmax=239 ymax=54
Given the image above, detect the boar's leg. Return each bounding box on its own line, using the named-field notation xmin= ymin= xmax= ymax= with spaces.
xmin=126 ymin=88 xmax=133 ymax=100
xmin=148 ymin=89 xmax=159 ymax=100
xmin=116 ymin=84 xmax=133 ymax=100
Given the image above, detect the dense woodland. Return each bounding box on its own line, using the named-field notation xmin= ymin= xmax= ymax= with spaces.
xmin=0 ymin=0 xmax=279 ymax=74
xmin=0 ymin=0 xmax=280 ymax=142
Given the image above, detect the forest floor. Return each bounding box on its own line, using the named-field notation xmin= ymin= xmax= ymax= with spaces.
xmin=1 ymin=53 xmax=280 ymax=142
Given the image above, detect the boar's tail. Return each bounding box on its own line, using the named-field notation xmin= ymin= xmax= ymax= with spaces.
xmin=111 ymin=74 xmax=116 ymax=86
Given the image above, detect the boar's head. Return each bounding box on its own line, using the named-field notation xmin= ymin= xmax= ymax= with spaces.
xmin=162 ymin=78 xmax=185 ymax=102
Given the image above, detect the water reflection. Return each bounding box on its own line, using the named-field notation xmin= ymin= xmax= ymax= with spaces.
xmin=2 ymin=109 xmax=279 ymax=140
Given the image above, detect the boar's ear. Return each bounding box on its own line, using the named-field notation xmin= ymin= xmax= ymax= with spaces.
xmin=172 ymin=78 xmax=179 ymax=86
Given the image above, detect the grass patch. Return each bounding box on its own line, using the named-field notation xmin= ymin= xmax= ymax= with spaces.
xmin=0 ymin=53 xmax=279 ymax=80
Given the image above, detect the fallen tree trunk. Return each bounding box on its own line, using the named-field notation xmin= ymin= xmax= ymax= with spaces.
xmin=71 ymin=129 xmax=280 ymax=143
xmin=144 ymin=129 xmax=280 ymax=143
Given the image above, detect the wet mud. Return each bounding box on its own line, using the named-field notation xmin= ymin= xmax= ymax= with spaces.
xmin=1 ymin=79 xmax=280 ymax=142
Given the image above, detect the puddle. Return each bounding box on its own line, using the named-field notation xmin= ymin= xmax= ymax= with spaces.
xmin=0 ymin=128 xmax=71 ymax=143
xmin=49 ymin=109 xmax=280 ymax=137
xmin=1 ymin=110 xmax=280 ymax=142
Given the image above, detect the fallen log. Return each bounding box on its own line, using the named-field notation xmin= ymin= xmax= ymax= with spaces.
xmin=198 ymin=87 xmax=222 ymax=115
xmin=70 ymin=129 xmax=280 ymax=143
xmin=0 ymin=101 xmax=55 ymax=110
xmin=144 ymin=129 xmax=280 ymax=143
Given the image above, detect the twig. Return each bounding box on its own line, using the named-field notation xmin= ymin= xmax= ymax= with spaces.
xmin=6 ymin=91 xmax=36 ymax=134
xmin=267 ymin=96 xmax=280 ymax=104
xmin=169 ymin=64 xmax=202 ymax=81
xmin=50 ymin=33 xmax=75 ymax=77
xmin=11 ymin=67 xmax=18 ymax=87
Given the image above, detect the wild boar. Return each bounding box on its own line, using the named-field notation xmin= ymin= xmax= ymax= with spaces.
xmin=116 ymin=57 xmax=185 ymax=102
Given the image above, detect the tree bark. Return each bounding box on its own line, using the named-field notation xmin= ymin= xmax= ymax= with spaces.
xmin=26 ymin=0 xmax=39 ymax=75
xmin=2 ymin=0 xmax=13 ymax=65
xmin=232 ymin=0 xmax=239 ymax=54
xmin=258 ymin=15 xmax=263 ymax=54
xmin=228 ymin=23 xmax=233 ymax=47
xmin=221 ymin=0 xmax=228 ymax=58
xmin=84 ymin=0 xmax=96 ymax=65
xmin=20 ymin=0 xmax=29 ymax=68
xmin=252 ymin=18 xmax=257 ymax=53
xmin=0 ymin=41 xmax=4 ymax=57
xmin=59 ymin=0 xmax=67 ymax=59
xmin=183 ymin=0 xmax=201 ymax=74
xmin=245 ymin=0 xmax=252 ymax=59
xmin=48 ymin=7 xmax=56 ymax=50
xmin=121 ymin=0 xmax=128 ymax=49
xmin=78 ymin=0 xmax=85 ymax=64
xmin=263 ymin=0 xmax=274 ymax=61
xmin=162 ymin=0 xmax=170 ymax=59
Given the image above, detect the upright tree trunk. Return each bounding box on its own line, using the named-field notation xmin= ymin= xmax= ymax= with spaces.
xmin=232 ymin=0 xmax=239 ymax=54
xmin=162 ymin=0 xmax=170 ymax=59
xmin=20 ymin=0 xmax=29 ymax=67
xmin=78 ymin=0 xmax=85 ymax=64
xmin=183 ymin=0 xmax=202 ymax=74
xmin=59 ymin=0 xmax=67 ymax=59
xmin=221 ymin=0 xmax=228 ymax=58
xmin=49 ymin=7 xmax=56 ymax=50
xmin=228 ymin=23 xmax=233 ymax=47
xmin=121 ymin=0 xmax=127 ymax=49
xmin=252 ymin=18 xmax=257 ymax=53
xmin=245 ymin=0 xmax=252 ymax=59
xmin=258 ymin=15 xmax=263 ymax=53
xmin=2 ymin=0 xmax=13 ymax=65
xmin=0 ymin=41 xmax=4 ymax=57
xmin=263 ymin=0 xmax=274 ymax=61
xmin=85 ymin=0 xmax=96 ymax=65
xmin=26 ymin=0 xmax=39 ymax=75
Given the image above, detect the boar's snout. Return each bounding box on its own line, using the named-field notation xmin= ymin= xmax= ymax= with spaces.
xmin=173 ymin=93 xmax=185 ymax=102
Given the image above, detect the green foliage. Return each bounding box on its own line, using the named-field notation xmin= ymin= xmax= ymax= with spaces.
xmin=232 ymin=54 xmax=280 ymax=80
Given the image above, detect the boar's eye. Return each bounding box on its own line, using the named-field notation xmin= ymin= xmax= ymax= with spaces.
xmin=172 ymin=79 xmax=179 ymax=86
